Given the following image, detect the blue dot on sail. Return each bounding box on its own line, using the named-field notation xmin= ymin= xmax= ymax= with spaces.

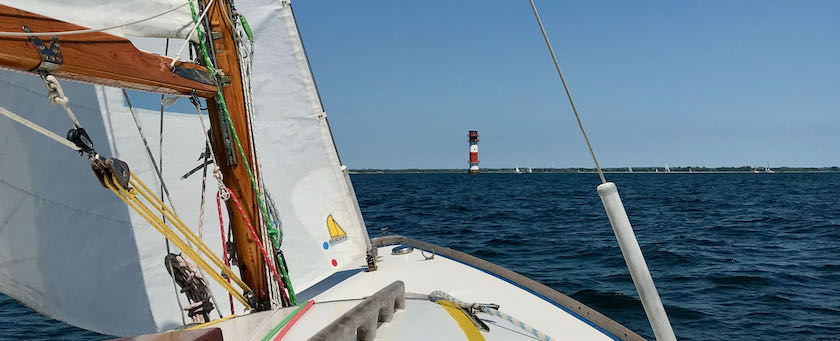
xmin=323 ymin=241 xmax=329 ymax=250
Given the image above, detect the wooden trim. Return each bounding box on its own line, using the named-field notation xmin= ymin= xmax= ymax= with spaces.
xmin=0 ymin=4 xmax=217 ymax=98
xmin=203 ymin=0 xmax=269 ymax=305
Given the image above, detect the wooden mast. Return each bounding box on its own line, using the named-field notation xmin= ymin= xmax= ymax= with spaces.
xmin=0 ymin=4 xmax=217 ymax=98
xmin=202 ymin=0 xmax=270 ymax=307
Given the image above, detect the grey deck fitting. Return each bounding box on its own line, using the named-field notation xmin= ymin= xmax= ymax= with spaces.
xmin=309 ymin=281 xmax=406 ymax=341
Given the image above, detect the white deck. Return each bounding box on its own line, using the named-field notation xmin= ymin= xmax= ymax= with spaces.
xmin=206 ymin=244 xmax=619 ymax=340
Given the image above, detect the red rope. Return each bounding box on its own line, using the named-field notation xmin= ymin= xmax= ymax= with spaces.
xmin=273 ymin=300 xmax=315 ymax=340
xmin=216 ymin=192 xmax=234 ymax=315
xmin=224 ymin=187 xmax=290 ymax=304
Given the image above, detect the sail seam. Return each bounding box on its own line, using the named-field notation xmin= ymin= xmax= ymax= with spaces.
xmin=0 ymin=177 xmax=129 ymax=224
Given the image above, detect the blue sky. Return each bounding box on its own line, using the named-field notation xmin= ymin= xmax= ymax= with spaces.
xmin=134 ymin=1 xmax=839 ymax=169
xmin=285 ymin=1 xmax=838 ymax=169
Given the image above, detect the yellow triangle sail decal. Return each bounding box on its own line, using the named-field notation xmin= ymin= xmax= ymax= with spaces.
xmin=327 ymin=215 xmax=347 ymax=245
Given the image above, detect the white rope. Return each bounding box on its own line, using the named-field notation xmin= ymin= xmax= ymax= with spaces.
xmin=171 ymin=0 xmax=215 ymax=68
xmin=0 ymin=106 xmax=80 ymax=151
xmin=429 ymin=290 xmax=554 ymax=341
xmin=42 ymin=75 xmax=82 ymax=128
xmin=0 ymin=2 xmax=192 ymax=37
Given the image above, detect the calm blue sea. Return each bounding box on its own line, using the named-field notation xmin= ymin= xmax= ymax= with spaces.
xmin=2 ymin=173 xmax=839 ymax=340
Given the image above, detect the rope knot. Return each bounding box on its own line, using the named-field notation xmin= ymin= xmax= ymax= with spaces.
xmin=43 ymin=75 xmax=69 ymax=106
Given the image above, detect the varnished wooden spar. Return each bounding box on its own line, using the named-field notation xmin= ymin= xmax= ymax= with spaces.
xmin=203 ymin=0 xmax=270 ymax=305
xmin=0 ymin=4 xmax=217 ymax=98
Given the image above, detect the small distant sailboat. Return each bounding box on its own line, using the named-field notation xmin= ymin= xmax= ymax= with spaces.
xmin=765 ymin=162 xmax=775 ymax=173
xmin=527 ymin=167 xmax=533 ymax=173
xmin=665 ymin=163 xmax=671 ymax=173
xmin=515 ymin=165 xmax=522 ymax=174
xmin=628 ymin=166 xmax=633 ymax=173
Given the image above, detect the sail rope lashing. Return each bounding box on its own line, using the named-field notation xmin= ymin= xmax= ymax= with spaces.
xmin=428 ymin=291 xmax=553 ymax=341
xmin=186 ymin=2 xmax=297 ymax=305
xmin=0 ymin=1 xmax=193 ymax=37
xmin=93 ymin=163 xmax=254 ymax=310
xmin=122 ymin=89 xmax=223 ymax=319
xmin=165 ymin=253 xmax=215 ymax=323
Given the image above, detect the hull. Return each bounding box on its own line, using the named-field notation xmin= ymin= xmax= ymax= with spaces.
xmin=125 ymin=236 xmax=642 ymax=341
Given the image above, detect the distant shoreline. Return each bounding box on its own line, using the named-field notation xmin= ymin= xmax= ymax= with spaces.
xmin=350 ymin=167 xmax=840 ymax=174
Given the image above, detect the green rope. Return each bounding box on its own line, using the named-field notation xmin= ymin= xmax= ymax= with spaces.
xmin=260 ymin=300 xmax=311 ymax=341
xmin=189 ymin=2 xmax=297 ymax=305
xmin=239 ymin=16 xmax=254 ymax=43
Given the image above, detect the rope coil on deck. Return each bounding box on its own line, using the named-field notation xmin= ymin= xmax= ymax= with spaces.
xmin=429 ymin=290 xmax=553 ymax=341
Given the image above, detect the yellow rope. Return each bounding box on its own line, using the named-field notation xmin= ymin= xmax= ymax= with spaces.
xmin=186 ymin=313 xmax=238 ymax=330
xmin=128 ymin=174 xmax=249 ymax=290
xmin=103 ymin=174 xmax=253 ymax=309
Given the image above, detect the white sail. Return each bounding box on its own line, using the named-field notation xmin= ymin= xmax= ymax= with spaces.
xmin=2 ymin=0 xmax=195 ymax=40
xmin=238 ymin=0 xmax=371 ymax=293
xmin=0 ymin=0 xmax=370 ymax=336
xmin=0 ymin=68 xmax=245 ymax=335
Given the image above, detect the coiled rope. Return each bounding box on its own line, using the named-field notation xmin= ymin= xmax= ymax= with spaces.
xmin=428 ymin=291 xmax=553 ymax=341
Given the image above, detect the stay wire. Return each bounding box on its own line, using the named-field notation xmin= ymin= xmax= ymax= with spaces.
xmin=123 ymin=89 xmax=223 ymax=319
xmin=528 ymin=0 xmax=606 ymax=184
xmin=156 ymin=38 xmax=187 ymax=326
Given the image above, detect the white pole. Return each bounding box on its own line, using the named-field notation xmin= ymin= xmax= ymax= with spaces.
xmin=597 ymin=182 xmax=677 ymax=341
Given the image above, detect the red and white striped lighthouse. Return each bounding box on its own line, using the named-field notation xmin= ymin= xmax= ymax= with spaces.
xmin=468 ymin=130 xmax=479 ymax=174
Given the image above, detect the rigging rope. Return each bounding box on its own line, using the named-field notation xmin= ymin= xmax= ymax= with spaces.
xmin=0 ymin=1 xmax=193 ymax=37
xmin=0 ymin=75 xmax=94 ymax=155
xmin=0 ymin=106 xmax=80 ymax=151
xmin=100 ymin=169 xmax=254 ymax=309
xmin=123 ymin=89 xmax=223 ymax=318
xmin=429 ymin=291 xmax=553 ymax=341
xmin=528 ymin=0 xmax=606 ymax=184
xmin=171 ymin=0 xmax=216 ymax=67
xmin=187 ymin=1 xmax=297 ymax=305
xmin=41 ymin=75 xmax=81 ymax=128
xmin=224 ymin=187 xmax=290 ymax=305
xmin=158 ymin=38 xmax=188 ymax=326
